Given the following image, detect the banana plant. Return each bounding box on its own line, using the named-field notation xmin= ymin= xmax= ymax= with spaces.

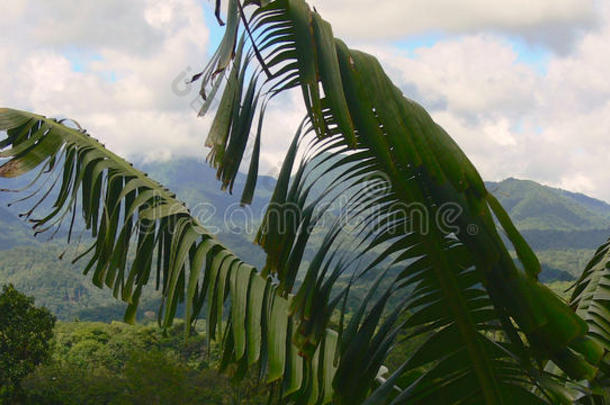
xmin=1 ymin=0 xmax=609 ymax=403
xmin=566 ymin=238 xmax=610 ymax=403
xmin=0 ymin=108 xmax=342 ymax=403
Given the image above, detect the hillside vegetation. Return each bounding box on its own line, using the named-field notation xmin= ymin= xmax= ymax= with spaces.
xmin=20 ymin=321 xmax=267 ymax=404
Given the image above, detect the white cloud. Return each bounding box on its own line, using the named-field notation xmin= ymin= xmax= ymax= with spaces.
xmin=309 ymin=0 xmax=597 ymax=51
xmin=11 ymin=0 xmax=166 ymax=55
xmin=2 ymin=0 xmax=610 ymax=203
xmin=0 ymin=0 xmax=211 ymax=161
xmin=364 ymin=2 xmax=610 ymax=200
xmin=257 ymin=89 xmax=308 ymax=177
xmin=372 ymin=35 xmax=538 ymax=116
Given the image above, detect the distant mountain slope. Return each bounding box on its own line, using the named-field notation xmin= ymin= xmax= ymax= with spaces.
xmin=0 ymin=206 xmax=37 ymax=249
xmin=0 ymin=244 xmax=163 ymax=321
xmin=2 ymin=158 xmax=610 ymax=319
xmin=0 ymin=157 xmax=270 ymax=320
xmin=486 ymin=178 xmax=610 ymax=278
xmin=138 ymin=157 xmax=269 ymax=268
xmin=486 ymin=178 xmax=610 ymax=231
xmin=139 ymin=157 xmax=276 ymax=218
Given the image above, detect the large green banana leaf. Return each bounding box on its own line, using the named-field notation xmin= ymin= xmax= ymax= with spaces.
xmin=0 ymin=108 xmax=337 ymax=404
xmin=190 ymin=0 xmax=608 ymax=403
xmin=572 ymin=238 xmax=610 ymax=351
xmin=566 ymin=239 xmax=610 ymax=403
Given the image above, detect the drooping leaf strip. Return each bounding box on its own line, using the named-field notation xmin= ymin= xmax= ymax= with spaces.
xmin=570 ymin=239 xmax=610 ymax=371
xmin=257 ymin=123 xmax=558 ymax=404
xmin=0 ymin=108 xmax=339 ymax=404
xmin=194 ymin=1 xmax=606 ymax=403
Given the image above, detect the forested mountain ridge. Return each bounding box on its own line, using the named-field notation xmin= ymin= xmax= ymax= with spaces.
xmin=486 ymin=177 xmax=610 ymax=279
xmin=1 ymin=157 xmax=608 ymax=320
xmin=486 ymin=177 xmax=610 ymax=231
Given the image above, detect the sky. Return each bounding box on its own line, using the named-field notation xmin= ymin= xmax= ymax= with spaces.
xmin=1 ymin=0 xmax=610 ymax=201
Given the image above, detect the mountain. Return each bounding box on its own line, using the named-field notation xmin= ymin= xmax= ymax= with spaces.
xmin=0 ymin=157 xmax=272 ymax=320
xmin=1 ymin=157 xmax=610 ymax=320
xmin=486 ymin=178 xmax=610 ymax=231
xmin=486 ymin=177 xmax=610 ymax=278
xmin=0 ymin=205 xmax=37 ymax=248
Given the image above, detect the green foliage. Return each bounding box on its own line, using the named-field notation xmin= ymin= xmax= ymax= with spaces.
xmin=0 ymin=107 xmax=341 ymax=403
xmin=22 ymin=362 xmax=124 ymax=405
xmin=0 ymin=284 xmax=55 ymax=401
xmin=193 ymin=1 xmax=609 ymax=402
xmin=120 ymin=350 xmax=225 ymax=404
xmin=0 ymin=244 xmax=164 ymax=321
xmin=571 ymin=239 xmax=610 ymax=355
xmin=22 ymin=321 xmax=267 ymax=404
xmin=50 ymin=321 xmax=208 ymax=371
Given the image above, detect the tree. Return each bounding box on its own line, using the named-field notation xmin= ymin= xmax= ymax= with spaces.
xmin=0 ymin=284 xmax=56 ymax=401
xmin=1 ymin=0 xmax=610 ymax=403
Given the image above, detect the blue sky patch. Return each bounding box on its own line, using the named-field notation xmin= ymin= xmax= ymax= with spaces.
xmin=63 ymin=50 xmax=118 ymax=82
xmin=202 ymin=4 xmax=225 ymax=55
xmin=392 ymin=31 xmax=448 ymax=57
xmin=507 ymin=37 xmax=551 ymax=75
